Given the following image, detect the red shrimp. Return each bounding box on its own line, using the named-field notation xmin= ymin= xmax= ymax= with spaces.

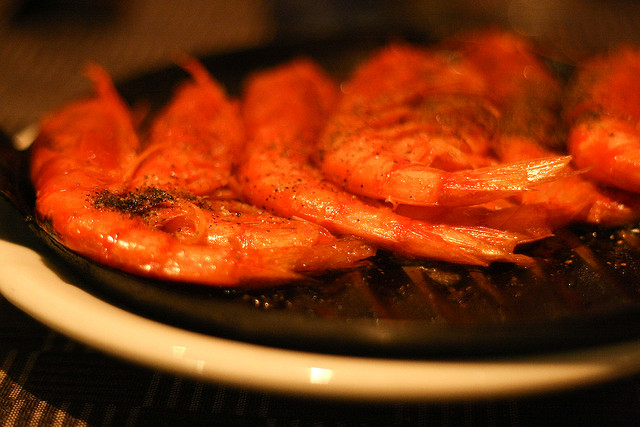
xmin=237 ymin=59 xmax=543 ymax=266
xmin=456 ymin=30 xmax=640 ymax=226
xmin=30 ymin=63 xmax=373 ymax=286
xmin=565 ymin=46 xmax=640 ymax=194
xmin=317 ymin=43 xmax=574 ymax=208
xmin=395 ymin=200 xmax=555 ymax=242
xmin=30 ymin=65 xmax=139 ymax=193
xmin=126 ymin=58 xmax=244 ymax=196
xmin=498 ymin=138 xmax=640 ymax=227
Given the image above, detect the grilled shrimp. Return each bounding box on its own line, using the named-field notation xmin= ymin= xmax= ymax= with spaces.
xmin=237 ymin=59 xmax=543 ymax=266
xmin=126 ymin=58 xmax=244 ymax=196
xmin=30 ymin=65 xmax=139 ymax=193
xmin=565 ymin=46 xmax=640 ymax=194
xmin=30 ymin=63 xmax=373 ymax=286
xmin=498 ymin=138 xmax=640 ymax=226
xmin=456 ymin=30 xmax=640 ymax=226
xmin=317 ymin=43 xmax=574 ymax=208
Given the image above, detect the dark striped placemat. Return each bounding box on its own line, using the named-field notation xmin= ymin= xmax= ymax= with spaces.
xmin=2 ymin=295 xmax=640 ymax=426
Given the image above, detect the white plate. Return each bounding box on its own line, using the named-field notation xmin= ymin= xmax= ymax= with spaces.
xmin=2 ymin=199 xmax=640 ymax=401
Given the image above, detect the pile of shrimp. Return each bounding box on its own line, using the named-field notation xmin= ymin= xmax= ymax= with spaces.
xmin=29 ymin=29 xmax=640 ymax=287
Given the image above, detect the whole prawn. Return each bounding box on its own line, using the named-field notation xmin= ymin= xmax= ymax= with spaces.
xmin=317 ymin=43 xmax=574 ymax=208
xmin=565 ymin=46 xmax=640 ymax=194
xmin=237 ymin=59 xmax=543 ymax=266
xmin=30 ymin=62 xmax=373 ymax=286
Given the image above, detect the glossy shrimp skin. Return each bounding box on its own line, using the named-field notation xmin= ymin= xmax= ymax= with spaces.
xmin=238 ymin=59 xmax=541 ymax=266
xmin=30 ymin=65 xmax=284 ymax=284
xmin=30 ymin=63 xmax=373 ymax=286
xmin=30 ymin=65 xmax=139 ymax=194
xmin=318 ymin=43 xmax=574 ymax=207
xmin=126 ymin=58 xmax=244 ymax=196
xmin=497 ymin=138 xmax=640 ymax=227
xmin=565 ymin=47 xmax=640 ymax=194
xmin=455 ymin=30 xmax=640 ymax=226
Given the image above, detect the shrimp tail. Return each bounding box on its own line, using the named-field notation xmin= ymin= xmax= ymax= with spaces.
xmin=381 ymin=155 xmax=575 ymax=207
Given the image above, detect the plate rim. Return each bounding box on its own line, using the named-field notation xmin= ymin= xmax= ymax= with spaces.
xmin=3 ymin=230 xmax=640 ymax=401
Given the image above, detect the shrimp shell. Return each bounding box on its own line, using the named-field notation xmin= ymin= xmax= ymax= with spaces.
xmin=318 ymin=43 xmax=574 ymax=207
xmin=30 ymin=62 xmax=374 ymax=286
xmin=565 ymin=47 xmax=640 ymax=194
xmin=238 ymin=58 xmax=540 ymax=266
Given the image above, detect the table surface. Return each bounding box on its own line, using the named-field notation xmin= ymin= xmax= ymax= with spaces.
xmin=2 ymin=1 xmax=640 ymax=425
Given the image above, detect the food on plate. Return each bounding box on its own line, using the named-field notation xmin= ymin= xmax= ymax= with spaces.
xmin=564 ymin=46 xmax=640 ymax=194
xmin=237 ymin=59 xmax=535 ymax=266
xmin=126 ymin=58 xmax=244 ymax=196
xmin=453 ymin=30 xmax=640 ymax=227
xmin=29 ymin=61 xmax=374 ymax=286
xmin=27 ymin=29 xmax=640 ymax=287
xmin=317 ymin=42 xmax=574 ymax=208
